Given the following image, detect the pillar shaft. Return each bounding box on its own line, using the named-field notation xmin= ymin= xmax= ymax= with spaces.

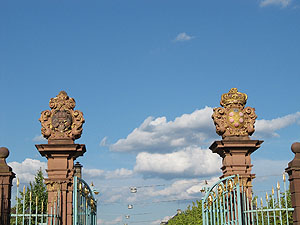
xmin=36 ymin=142 xmax=86 ymax=225
xmin=0 ymin=147 xmax=15 ymax=225
xmin=210 ymin=139 xmax=263 ymax=192
xmin=286 ymin=142 xmax=300 ymax=225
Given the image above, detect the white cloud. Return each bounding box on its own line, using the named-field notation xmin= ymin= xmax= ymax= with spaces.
xmin=32 ymin=134 xmax=47 ymax=142
xmin=134 ymin=147 xmax=221 ymax=179
xmin=260 ymin=0 xmax=291 ymax=7
xmin=173 ymin=32 xmax=195 ymax=42
xmin=83 ymin=168 xmax=106 ymax=179
xmin=100 ymin=136 xmax=108 ymax=146
xmin=110 ymin=107 xmax=300 ymax=154
xmin=136 ymin=177 xmax=219 ymax=202
xmin=255 ymin=112 xmax=300 ymax=138
xmin=110 ymin=106 xmax=216 ymax=153
xmin=8 ymin=158 xmax=47 ymax=184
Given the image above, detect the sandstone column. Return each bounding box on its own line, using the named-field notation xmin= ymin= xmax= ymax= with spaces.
xmin=285 ymin=142 xmax=300 ymax=225
xmin=210 ymin=88 xmax=263 ymax=192
xmin=0 ymin=147 xmax=15 ymax=225
xmin=35 ymin=91 xmax=86 ymax=225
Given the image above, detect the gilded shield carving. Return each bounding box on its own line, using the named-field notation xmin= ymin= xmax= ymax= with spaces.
xmin=212 ymin=88 xmax=256 ymax=139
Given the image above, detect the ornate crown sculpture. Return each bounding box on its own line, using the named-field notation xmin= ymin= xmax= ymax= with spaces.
xmin=39 ymin=91 xmax=85 ymax=141
xmin=212 ymin=88 xmax=256 ymax=139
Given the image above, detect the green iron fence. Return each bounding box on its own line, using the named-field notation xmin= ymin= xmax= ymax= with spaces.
xmin=73 ymin=176 xmax=97 ymax=225
xmin=10 ymin=179 xmax=60 ymax=225
xmin=242 ymin=174 xmax=293 ymax=225
xmin=202 ymin=175 xmax=242 ymax=225
xmin=202 ymin=174 xmax=294 ymax=225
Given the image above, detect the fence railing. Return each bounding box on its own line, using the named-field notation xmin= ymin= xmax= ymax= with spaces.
xmin=202 ymin=174 xmax=294 ymax=225
xmin=10 ymin=179 xmax=60 ymax=225
xmin=242 ymin=174 xmax=294 ymax=225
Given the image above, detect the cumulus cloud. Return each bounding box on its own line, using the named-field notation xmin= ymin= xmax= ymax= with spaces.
xmin=8 ymin=158 xmax=47 ymax=183
xmin=173 ymin=32 xmax=195 ymax=42
xmin=255 ymin=112 xmax=300 ymax=138
xmin=260 ymin=0 xmax=291 ymax=7
xmin=110 ymin=106 xmax=216 ymax=153
xmin=134 ymin=147 xmax=221 ymax=179
xmin=110 ymin=107 xmax=300 ymax=155
xmin=127 ymin=177 xmax=220 ymax=205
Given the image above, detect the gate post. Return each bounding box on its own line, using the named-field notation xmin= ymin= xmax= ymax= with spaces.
xmin=35 ymin=91 xmax=86 ymax=225
xmin=210 ymin=88 xmax=263 ymax=193
xmin=285 ymin=142 xmax=300 ymax=225
xmin=0 ymin=147 xmax=15 ymax=225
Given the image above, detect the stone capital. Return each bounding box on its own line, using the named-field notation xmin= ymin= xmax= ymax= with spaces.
xmin=35 ymin=143 xmax=86 ymax=159
xmin=210 ymin=139 xmax=263 ymax=158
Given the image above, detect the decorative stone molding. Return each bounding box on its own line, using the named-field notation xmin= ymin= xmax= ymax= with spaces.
xmin=212 ymin=88 xmax=257 ymax=139
xmin=210 ymin=88 xmax=262 ymax=193
xmin=39 ymin=91 xmax=85 ymax=142
xmin=46 ymin=181 xmax=61 ymax=192
xmin=36 ymin=91 xmax=86 ymax=225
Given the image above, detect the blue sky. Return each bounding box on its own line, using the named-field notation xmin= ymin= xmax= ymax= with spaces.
xmin=1 ymin=0 xmax=300 ymax=224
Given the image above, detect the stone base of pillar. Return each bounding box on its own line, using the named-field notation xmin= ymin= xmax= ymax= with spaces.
xmin=210 ymin=139 xmax=263 ymax=192
xmin=36 ymin=142 xmax=86 ymax=225
xmin=286 ymin=142 xmax=300 ymax=225
xmin=0 ymin=147 xmax=15 ymax=225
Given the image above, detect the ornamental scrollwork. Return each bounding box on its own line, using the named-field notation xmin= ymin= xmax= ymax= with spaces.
xmin=39 ymin=91 xmax=85 ymax=141
xmin=212 ymin=88 xmax=257 ymax=139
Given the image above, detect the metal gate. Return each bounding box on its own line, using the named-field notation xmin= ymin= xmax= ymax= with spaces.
xmin=202 ymin=174 xmax=294 ymax=225
xmin=73 ymin=176 xmax=97 ymax=225
xmin=10 ymin=179 xmax=60 ymax=225
xmin=241 ymin=174 xmax=293 ymax=225
xmin=202 ymin=175 xmax=242 ymax=225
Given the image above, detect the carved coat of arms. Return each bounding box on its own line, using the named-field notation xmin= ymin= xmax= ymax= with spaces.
xmin=39 ymin=91 xmax=85 ymax=141
xmin=212 ymin=88 xmax=256 ymax=139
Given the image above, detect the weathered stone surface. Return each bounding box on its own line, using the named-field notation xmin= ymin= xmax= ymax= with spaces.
xmin=0 ymin=147 xmax=15 ymax=225
xmin=37 ymin=91 xmax=86 ymax=225
xmin=210 ymin=88 xmax=262 ymax=193
xmin=39 ymin=91 xmax=85 ymax=142
xmin=286 ymin=142 xmax=300 ymax=225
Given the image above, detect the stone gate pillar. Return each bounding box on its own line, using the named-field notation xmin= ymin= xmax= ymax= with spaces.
xmin=35 ymin=91 xmax=86 ymax=225
xmin=285 ymin=142 xmax=300 ymax=225
xmin=0 ymin=147 xmax=15 ymax=225
xmin=209 ymin=88 xmax=263 ymax=193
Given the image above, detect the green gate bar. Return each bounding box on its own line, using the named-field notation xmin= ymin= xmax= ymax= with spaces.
xmin=202 ymin=175 xmax=242 ymax=225
xmin=10 ymin=178 xmax=61 ymax=225
xmin=203 ymin=173 xmax=294 ymax=225
xmin=73 ymin=176 xmax=97 ymax=225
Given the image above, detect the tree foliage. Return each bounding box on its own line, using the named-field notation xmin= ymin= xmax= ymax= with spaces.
xmin=166 ymin=190 xmax=292 ymax=225
xmin=167 ymin=200 xmax=203 ymax=225
xmin=11 ymin=168 xmax=48 ymax=224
